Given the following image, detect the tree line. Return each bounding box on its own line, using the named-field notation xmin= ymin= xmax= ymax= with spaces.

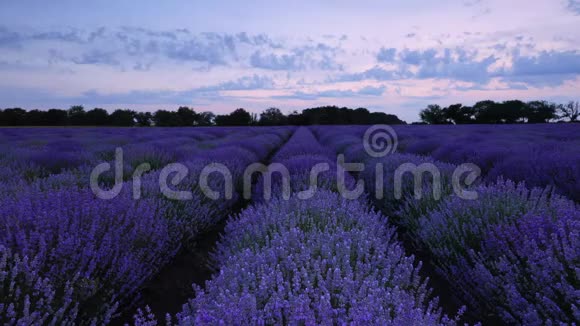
xmin=0 ymin=106 xmax=406 ymax=127
xmin=419 ymin=100 xmax=579 ymax=124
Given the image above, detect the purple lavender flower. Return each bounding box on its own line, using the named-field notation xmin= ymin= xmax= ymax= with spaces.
xmin=418 ymin=179 xmax=577 ymax=322
xmin=176 ymin=191 xmax=459 ymax=325
xmin=1 ymin=187 xmax=179 ymax=324
xmin=461 ymin=208 xmax=580 ymax=324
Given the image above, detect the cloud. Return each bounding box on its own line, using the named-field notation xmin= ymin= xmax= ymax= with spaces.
xmin=77 ymin=89 xmax=188 ymax=105
xmin=234 ymin=32 xmax=282 ymax=47
xmin=336 ymin=66 xmax=411 ymax=82
xmin=399 ymin=48 xmax=438 ymax=65
xmin=341 ymin=48 xmax=497 ymax=84
xmin=0 ymin=26 xmax=88 ymax=49
xmin=31 ymin=29 xmax=86 ymax=43
xmin=414 ymin=49 xmax=497 ymax=84
xmin=273 ymin=85 xmax=386 ymax=100
xmin=0 ymin=25 xmax=339 ymax=71
xmin=72 ymin=50 xmax=121 ymax=66
xmin=0 ymin=74 xmax=278 ymax=107
xmin=511 ymin=50 xmax=580 ymax=76
xmin=568 ymin=0 xmax=580 ymax=14
xmin=68 ymin=74 xmax=276 ymax=105
xmin=0 ymin=26 xmax=23 ymax=48
xmin=250 ymin=42 xmax=341 ymax=71
xmin=0 ymin=86 xmax=61 ymax=105
xmin=377 ymin=48 xmax=397 ymax=62
xmin=33 ymin=83 xmax=383 ymax=107
xmin=463 ymin=0 xmax=483 ymax=7
xmin=381 ymin=46 xmax=579 ymax=89
xmin=358 ymin=85 xmax=388 ymax=96
xmin=0 ymin=26 xmax=287 ymax=69
xmin=198 ymin=75 xmax=275 ymax=92
xmin=161 ymin=33 xmax=238 ymax=65
xmin=499 ymin=50 xmax=580 ymax=86
xmin=2 ymin=22 xmax=579 ymax=109
xmin=250 ymin=51 xmax=302 ymax=70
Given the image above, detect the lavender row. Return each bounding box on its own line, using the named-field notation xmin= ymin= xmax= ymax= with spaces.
xmin=0 ymin=188 xmax=179 ymax=325
xmin=315 ymin=126 xmax=580 ymax=324
xmin=316 ymin=124 xmax=580 ymax=201
xmin=159 ymin=191 xmax=460 ymax=325
xmin=418 ymin=181 xmax=578 ymax=324
xmin=133 ymin=128 xmax=294 ymax=243
xmin=0 ymin=127 xmax=277 ymax=195
xmin=139 ymin=127 xmax=459 ymax=324
xmin=253 ymin=127 xmax=356 ymax=201
xmin=0 ymin=127 xmax=292 ymax=325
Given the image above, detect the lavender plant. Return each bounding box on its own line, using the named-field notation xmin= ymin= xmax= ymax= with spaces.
xmin=175 ymin=191 xmax=460 ymax=325
xmin=0 ymin=187 xmax=179 ymax=324
xmin=459 ymin=208 xmax=580 ymax=324
xmin=417 ymin=179 xmax=577 ymax=322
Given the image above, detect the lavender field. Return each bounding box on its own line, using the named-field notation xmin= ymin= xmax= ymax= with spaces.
xmin=0 ymin=124 xmax=579 ymax=325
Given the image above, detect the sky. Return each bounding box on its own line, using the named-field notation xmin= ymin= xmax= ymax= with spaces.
xmin=0 ymin=0 xmax=579 ymax=122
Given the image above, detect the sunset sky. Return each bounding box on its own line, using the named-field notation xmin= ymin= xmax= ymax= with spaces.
xmin=1 ymin=0 xmax=579 ymax=122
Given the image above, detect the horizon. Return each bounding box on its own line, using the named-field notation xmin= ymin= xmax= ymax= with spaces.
xmin=1 ymin=0 xmax=579 ymax=122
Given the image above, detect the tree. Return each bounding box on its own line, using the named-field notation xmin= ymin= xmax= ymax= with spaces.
xmin=558 ymin=101 xmax=579 ymax=122
xmin=301 ymin=106 xmax=348 ymax=125
xmin=231 ymin=108 xmax=252 ymax=126
xmin=215 ymin=108 xmax=252 ymax=126
xmin=109 ymin=109 xmax=136 ymax=126
xmin=369 ymin=112 xmax=406 ymax=125
xmin=298 ymin=106 xmax=405 ymax=125
xmin=153 ymin=110 xmax=180 ymax=127
xmin=214 ymin=114 xmax=227 ymax=126
xmin=251 ymin=112 xmax=259 ymax=125
xmin=443 ymin=104 xmax=463 ymax=124
xmin=350 ymin=107 xmax=371 ymax=124
xmin=441 ymin=103 xmax=478 ymax=124
xmin=499 ymin=100 xmax=526 ymax=123
xmin=473 ymin=100 xmax=502 ymax=124
xmin=457 ymin=106 xmax=476 ymax=124
xmin=135 ymin=112 xmax=153 ymax=126
xmin=196 ymin=111 xmax=215 ymax=126
xmin=85 ymin=108 xmax=109 ymax=126
xmin=0 ymin=108 xmax=27 ymax=125
xmin=177 ymin=106 xmax=198 ymax=126
xmin=26 ymin=110 xmax=46 ymax=126
xmin=259 ymin=107 xmax=287 ymax=126
xmin=68 ymin=105 xmax=86 ymax=125
xmin=287 ymin=110 xmax=306 ymax=125
xmin=524 ymin=101 xmax=557 ymax=123
xmin=420 ymin=104 xmax=447 ymax=124
xmin=45 ymin=109 xmax=68 ymax=126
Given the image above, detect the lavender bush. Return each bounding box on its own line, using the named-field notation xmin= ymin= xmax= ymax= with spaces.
xmin=1 ymin=245 xmax=78 ymax=325
xmin=417 ymin=179 xmax=577 ymax=322
xmin=459 ymin=208 xmax=580 ymax=324
xmin=358 ymin=153 xmax=457 ymax=234
xmin=252 ymin=127 xmax=357 ymax=202
xmin=0 ymin=187 xmax=179 ymax=324
xmin=315 ymin=124 xmax=580 ymax=202
xmin=174 ymin=191 xmax=460 ymax=325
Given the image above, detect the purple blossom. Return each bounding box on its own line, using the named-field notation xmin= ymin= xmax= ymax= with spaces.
xmin=461 ymin=208 xmax=580 ymax=324
xmin=417 ymin=179 xmax=577 ymax=322
xmin=176 ymin=191 xmax=459 ymax=325
xmin=0 ymin=187 xmax=179 ymax=324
